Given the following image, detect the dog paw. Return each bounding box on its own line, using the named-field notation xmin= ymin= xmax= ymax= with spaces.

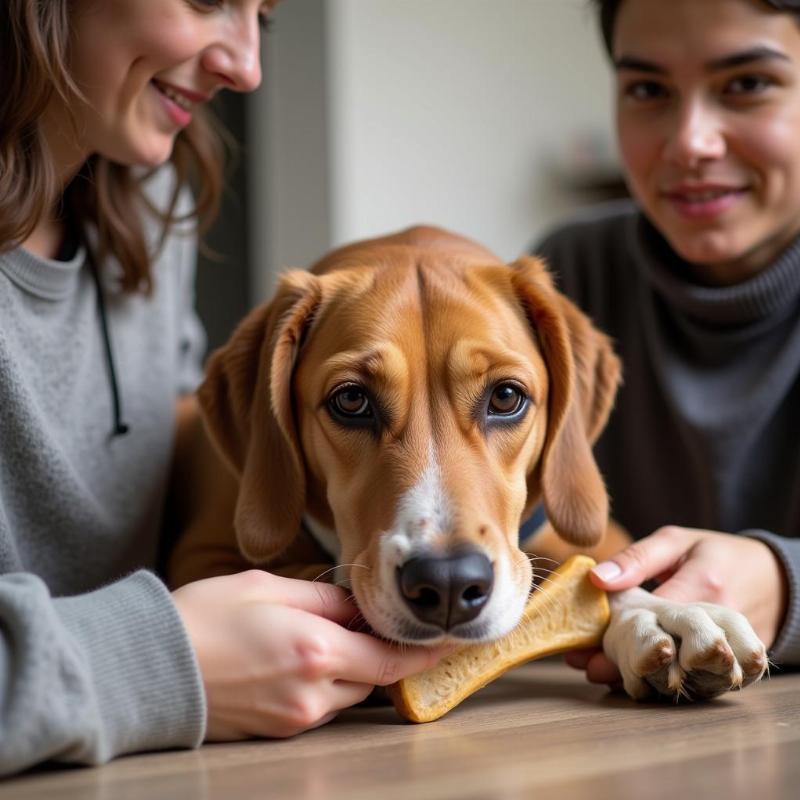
xmin=603 ymin=588 xmax=768 ymax=702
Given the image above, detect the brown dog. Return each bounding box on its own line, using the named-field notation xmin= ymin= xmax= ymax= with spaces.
xmin=174 ymin=226 xmax=623 ymax=644
xmin=170 ymin=226 xmax=767 ymax=701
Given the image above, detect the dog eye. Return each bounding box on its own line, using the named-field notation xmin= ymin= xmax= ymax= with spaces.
xmin=488 ymin=383 xmax=526 ymax=416
xmin=329 ymin=385 xmax=372 ymax=418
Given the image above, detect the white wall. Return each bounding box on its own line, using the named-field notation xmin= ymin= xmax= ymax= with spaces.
xmin=249 ymin=0 xmax=331 ymax=301
xmin=251 ymin=0 xmax=616 ymax=299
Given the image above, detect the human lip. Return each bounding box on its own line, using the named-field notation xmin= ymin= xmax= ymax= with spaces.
xmin=152 ymin=79 xmax=210 ymax=107
xmin=660 ymin=184 xmax=749 ymax=220
xmin=151 ymin=79 xmax=210 ymax=126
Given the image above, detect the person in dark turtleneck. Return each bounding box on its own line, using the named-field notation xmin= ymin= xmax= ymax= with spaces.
xmin=534 ymin=0 xmax=800 ymax=685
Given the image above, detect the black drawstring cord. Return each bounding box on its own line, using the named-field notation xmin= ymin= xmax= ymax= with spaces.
xmin=88 ymin=256 xmax=130 ymax=437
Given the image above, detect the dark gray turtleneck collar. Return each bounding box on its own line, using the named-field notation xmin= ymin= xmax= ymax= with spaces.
xmin=629 ymin=214 xmax=800 ymax=329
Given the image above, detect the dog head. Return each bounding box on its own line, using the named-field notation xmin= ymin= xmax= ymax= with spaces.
xmin=198 ymin=226 xmax=620 ymax=643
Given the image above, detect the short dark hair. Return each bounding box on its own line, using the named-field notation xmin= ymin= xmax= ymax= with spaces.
xmin=591 ymin=0 xmax=800 ymax=56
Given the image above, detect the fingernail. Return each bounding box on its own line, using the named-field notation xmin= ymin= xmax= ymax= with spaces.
xmin=592 ymin=561 xmax=622 ymax=582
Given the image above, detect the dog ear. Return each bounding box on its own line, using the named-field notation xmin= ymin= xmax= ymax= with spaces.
xmin=198 ymin=270 xmax=321 ymax=563
xmin=511 ymin=256 xmax=621 ymax=547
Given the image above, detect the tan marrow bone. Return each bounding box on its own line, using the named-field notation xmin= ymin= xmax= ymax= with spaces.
xmin=389 ymin=555 xmax=610 ymax=722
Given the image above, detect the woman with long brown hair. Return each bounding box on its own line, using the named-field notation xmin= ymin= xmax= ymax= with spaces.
xmin=0 ymin=0 xmax=442 ymax=775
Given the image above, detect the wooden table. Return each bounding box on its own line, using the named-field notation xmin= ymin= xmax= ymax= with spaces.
xmin=4 ymin=661 xmax=799 ymax=800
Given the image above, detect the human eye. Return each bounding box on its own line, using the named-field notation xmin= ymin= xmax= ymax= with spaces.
xmin=724 ymin=73 xmax=776 ymax=97
xmin=620 ymin=79 xmax=670 ymax=104
xmin=185 ymin=0 xmax=223 ymax=12
xmin=258 ymin=11 xmax=274 ymax=32
xmin=185 ymin=0 xmax=273 ymax=31
xmin=257 ymin=0 xmax=278 ymax=31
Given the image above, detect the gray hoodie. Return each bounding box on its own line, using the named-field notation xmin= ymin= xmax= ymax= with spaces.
xmin=0 ymin=171 xmax=207 ymax=774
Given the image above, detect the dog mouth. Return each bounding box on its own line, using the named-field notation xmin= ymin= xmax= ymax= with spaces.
xmin=349 ymin=558 xmax=524 ymax=646
xmin=393 ymin=618 xmax=495 ymax=644
xmin=349 ymin=581 xmax=502 ymax=646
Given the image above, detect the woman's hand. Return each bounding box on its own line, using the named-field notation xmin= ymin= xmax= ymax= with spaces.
xmin=565 ymin=526 xmax=788 ymax=687
xmin=173 ymin=570 xmax=447 ymax=740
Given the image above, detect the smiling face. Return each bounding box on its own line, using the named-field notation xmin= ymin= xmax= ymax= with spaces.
xmin=45 ymin=0 xmax=275 ymax=172
xmin=613 ymin=0 xmax=800 ymax=284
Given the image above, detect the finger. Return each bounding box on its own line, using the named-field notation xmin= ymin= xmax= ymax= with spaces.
xmin=589 ymin=526 xmax=699 ymax=592
xmin=285 ymin=580 xmax=363 ymax=626
xmin=245 ymin=571 xmax=361 ymax=626
xmin=329 ymin=679 xmax=378 ymax=710
xmin=305 ymin=711 xmax=339 ymax=733
xmin=265 ymin=710 xmax=340 ymax=740
xmin=295 ymin=680 xmax=386 ymax=733
xmin=331 ymin=629 xmax=450 ymax=686
xmin=585 ymin=652 xmax=622 ymax=685
xmin=652 ymin=552 xmax=723 ymax=605
xmin=564 ymin=647 xmax=602 ymax=670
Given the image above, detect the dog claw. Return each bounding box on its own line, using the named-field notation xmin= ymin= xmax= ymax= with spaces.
xmin=691 ymin=641 xmax=735 ymax=674
xmin=606 ymin=591 xmax=768 ymax=703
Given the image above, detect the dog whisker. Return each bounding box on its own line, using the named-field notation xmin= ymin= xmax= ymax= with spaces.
xmin=528 ymin=562 xmax=558 ymax=580
xmin=312 ymin=562 xmax=371 ymax=582
xmin=531 ymin=572 xmax=562 ymax=590
xmin=519 ymin=589 xmax=552 ymax=624
xmin=525 ymin=555 xmax=561 ymax=567
xmin=346 ymin=611 xmax=370 ymax=633
xmin=311 ymin=565 xmax=340 ymax=583
xmin=528 ymin=585 xmax=559 ymax=611
xmin=522 ymin=580 xmax=567 ymax=622
xmin=531 ymin=568 xmax=560 ymax=581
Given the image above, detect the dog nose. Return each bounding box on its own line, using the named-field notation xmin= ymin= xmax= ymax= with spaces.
xmin=397 ymin=550 xmax=494 ymax=630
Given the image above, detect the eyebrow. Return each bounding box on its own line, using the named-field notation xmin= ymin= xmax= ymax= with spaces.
xmin=614 ymin=46 xmax=791 ymax=74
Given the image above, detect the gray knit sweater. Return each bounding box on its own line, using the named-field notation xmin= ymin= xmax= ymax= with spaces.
xmin=0 ymin=171 xmax=207 ymax=774
xmin=535 ymin=200 xmax=800 ymax=666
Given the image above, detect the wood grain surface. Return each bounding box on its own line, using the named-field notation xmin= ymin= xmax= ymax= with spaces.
xmin=3 ymin=660 xmax=798 ymax=800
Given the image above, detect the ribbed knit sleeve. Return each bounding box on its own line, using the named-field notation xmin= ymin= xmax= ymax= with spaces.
xmin=745 ymin=531 xmax=800 ymax=666
xmin=0 ymin=571 xmax=206 ymax=775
